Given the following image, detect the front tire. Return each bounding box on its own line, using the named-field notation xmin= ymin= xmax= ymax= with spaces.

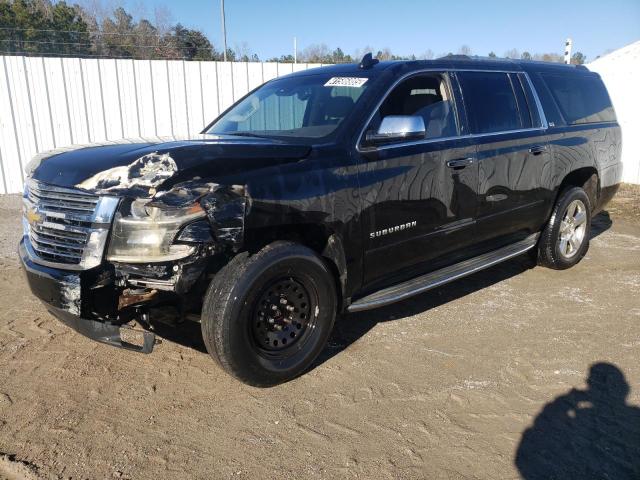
xmin=201 ymin=241 xmax=337 ymax=387
xmin=536 ymin=186 xmax=592 ymax=270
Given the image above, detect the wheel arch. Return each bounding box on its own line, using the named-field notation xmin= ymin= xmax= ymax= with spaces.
xmin=243 ymin=224 xmax=348 ymax=310
xmin=556 ymin=167 xmax=599 ymax=212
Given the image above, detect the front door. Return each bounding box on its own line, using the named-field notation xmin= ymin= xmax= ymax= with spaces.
xmin=356 ymin=72 xmax=478 ymax=289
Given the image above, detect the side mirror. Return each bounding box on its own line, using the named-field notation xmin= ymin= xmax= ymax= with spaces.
xmin=365 ymin=115 xmax=426 ymax=145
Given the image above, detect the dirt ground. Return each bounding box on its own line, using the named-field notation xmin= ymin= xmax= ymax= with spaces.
xmin=1 ymin=185 xmax=639 ymax=480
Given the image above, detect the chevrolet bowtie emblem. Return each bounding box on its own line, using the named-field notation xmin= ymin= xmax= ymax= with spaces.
xmin=26 ymin=208 xmax=42 ymax=225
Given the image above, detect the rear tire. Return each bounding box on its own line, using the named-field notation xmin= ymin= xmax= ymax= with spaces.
xmin=535 ymin=186 xmax=591 ymax=270
xmin=201 ymin=241 xmax=337 ymax=387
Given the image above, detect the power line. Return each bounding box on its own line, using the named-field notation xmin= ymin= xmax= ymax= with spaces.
xmin=0 ymin=50 xmax=217 ymax=60
xmin=0 ymin=38 xmax=216 ymax=51
xmin=0 ymin=26 xmax=177 ymax=39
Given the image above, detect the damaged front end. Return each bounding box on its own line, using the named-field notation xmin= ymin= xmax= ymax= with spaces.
xmin=100 ymin=181 xmax=248 ymax=351
xmin=20 ymin=158 xmax=249 ymax=353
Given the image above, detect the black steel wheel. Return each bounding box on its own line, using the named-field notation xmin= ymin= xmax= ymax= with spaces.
xmin=201 ymin=241 xmax=337 ymax=387
xmin=252 ymin=277 xmax=316 ymax=355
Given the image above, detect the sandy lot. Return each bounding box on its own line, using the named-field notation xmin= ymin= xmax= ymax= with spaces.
xmin=1 ymin=186 xmax=639 ymax=480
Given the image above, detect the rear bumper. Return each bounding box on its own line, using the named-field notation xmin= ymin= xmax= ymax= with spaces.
xmin=19 ymin=239 xmax=155 ymax=353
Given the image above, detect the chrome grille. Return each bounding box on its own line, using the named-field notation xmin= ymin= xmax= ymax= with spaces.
xmin=23 ymin=179 xmax=119 ymax=270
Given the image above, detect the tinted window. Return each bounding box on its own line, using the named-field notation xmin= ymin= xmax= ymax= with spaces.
xmin=510 ymin=74 xmax=532 ymax=129
xmin=529 ymin=73 xmax=565 ymax=127
xmin=458 ymin=72 xmax=522 ymax=134
xmin=368 ymin=73 xmax=458 ymax=141
xmin=517 ymin=73 xmax=543 ymax=128
xmin=541 ymin=73 xmax=616 ymax=125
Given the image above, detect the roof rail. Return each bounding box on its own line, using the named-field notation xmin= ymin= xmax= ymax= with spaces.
xmin=359 ymin=52 xmax=379 ymax=69
xmin=438 ymin=54 xmax=471 ymax=60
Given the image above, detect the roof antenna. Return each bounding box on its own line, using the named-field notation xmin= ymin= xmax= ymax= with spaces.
xmin=359 ymin=52 xmax=379 ymax=69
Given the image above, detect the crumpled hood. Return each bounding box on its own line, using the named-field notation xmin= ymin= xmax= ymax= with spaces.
xmin=27 ymin=134 xmax=311 ymax=197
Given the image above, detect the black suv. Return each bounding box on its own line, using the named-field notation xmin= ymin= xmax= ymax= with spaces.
xmin=20 ymin=55 xmax=621 ymax=386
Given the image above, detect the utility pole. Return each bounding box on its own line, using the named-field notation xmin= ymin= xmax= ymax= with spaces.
xmin=294 ymin=36 xmax=297 ymax=63
xmin=221 ymin=0 xmax=228 ymax=61
xmin=564 ymin=38 xmax=572 ymax=64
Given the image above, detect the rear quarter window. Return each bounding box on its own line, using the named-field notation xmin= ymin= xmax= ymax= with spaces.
xmin=541 ymin=73 xmax=616 ymax=125
xmin=529 ymin=73 xmax=565 ymax=127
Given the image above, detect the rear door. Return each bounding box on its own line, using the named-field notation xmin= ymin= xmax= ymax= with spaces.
xmin=356 ymin=71 xmax=478 ymax=288
xmin=457 ymin=71 xmax=552 ymax=247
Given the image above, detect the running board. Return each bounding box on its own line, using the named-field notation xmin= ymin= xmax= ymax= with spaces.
xmin=348 ymin=233 xmax=539 ymax=313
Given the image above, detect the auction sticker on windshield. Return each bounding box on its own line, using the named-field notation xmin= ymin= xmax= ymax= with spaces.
xmin=324 ymin=77 xmax=368 ymax=88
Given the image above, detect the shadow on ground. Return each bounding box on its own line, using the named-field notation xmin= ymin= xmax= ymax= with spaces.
xmin=152 ymin=212 xmax=613 ymax=364
xmin=515 ymin=362 xmax=640 ymax=479
xmin=317 ymin=211 xmax=612 ymax=366
xmin=149 ymin=318 xmax=208 ymax=353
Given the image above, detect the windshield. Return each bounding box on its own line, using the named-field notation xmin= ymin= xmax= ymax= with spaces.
xmin=206 ymin=74 xmax=370 ymax=141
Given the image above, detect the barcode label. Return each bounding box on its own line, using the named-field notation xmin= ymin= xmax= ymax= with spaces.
xmin=324 ymin=77 xmax=368 ymax=88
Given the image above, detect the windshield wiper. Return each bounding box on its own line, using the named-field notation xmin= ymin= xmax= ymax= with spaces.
xmin=224 ymin=132 xmax=269 ymax=139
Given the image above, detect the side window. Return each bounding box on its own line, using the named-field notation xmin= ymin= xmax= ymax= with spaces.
xmin=529 ymin=73 xmax=566 ymax=127
xmin=367 ymin=73 xmax=458 ymax=141
xmin=541 ymin=73 xmax=616 ymax=125
xmin=510 ymin=73 xmax=532 ymax=129
xmin=458 ymin=72 xmax=521 ymax=134
xmin=517 ymin=73 xmax=543 ymax=128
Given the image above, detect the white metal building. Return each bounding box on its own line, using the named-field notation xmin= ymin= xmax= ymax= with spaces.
xmin=588 ymin=41 xmax=640 ymax=184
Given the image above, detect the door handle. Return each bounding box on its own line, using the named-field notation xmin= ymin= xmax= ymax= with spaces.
xmin=529 ymin=145 xmax=548 ymax=155
xmin=446 ymin=157 xmax=474 ymax=169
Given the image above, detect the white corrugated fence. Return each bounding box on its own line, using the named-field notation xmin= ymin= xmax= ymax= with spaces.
xmin=1 ymin=51 xmax=639 ymax=195
xmin=588 ymin=41 xmax=640 ymax=185
xmin=0 ymin=56 xmax=324 ymax=194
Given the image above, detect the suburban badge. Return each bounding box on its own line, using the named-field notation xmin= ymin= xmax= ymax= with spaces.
xmin=370 ymin=221 xmax=417 ymax=239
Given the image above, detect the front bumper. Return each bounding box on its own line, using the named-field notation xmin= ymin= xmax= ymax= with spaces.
xmin=19 ymin=239 xmax=155 ymax=353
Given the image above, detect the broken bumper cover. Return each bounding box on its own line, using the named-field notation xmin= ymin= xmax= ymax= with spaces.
xmin=19 ymin=239 xmax=155 ymax=353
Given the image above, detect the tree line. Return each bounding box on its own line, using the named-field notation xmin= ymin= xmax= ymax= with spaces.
xmin=0 ymin=1 xmax=586 ymax=64
xmin=0 ymin=0 xmax=229 ymax=60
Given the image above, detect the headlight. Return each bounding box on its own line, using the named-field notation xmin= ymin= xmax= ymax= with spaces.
xmin=106 ymin=199 xmax=206 ymax=263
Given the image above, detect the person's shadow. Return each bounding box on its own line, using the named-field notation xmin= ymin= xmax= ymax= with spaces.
xmin=515 ymin=362 xmax=640 ymax=479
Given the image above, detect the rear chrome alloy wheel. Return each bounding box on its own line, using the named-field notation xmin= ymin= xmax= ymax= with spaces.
xmin=252 ymin=277 xmax=315 ymax=356
xmin=558 ymin=199 xmax=587 ymax=259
